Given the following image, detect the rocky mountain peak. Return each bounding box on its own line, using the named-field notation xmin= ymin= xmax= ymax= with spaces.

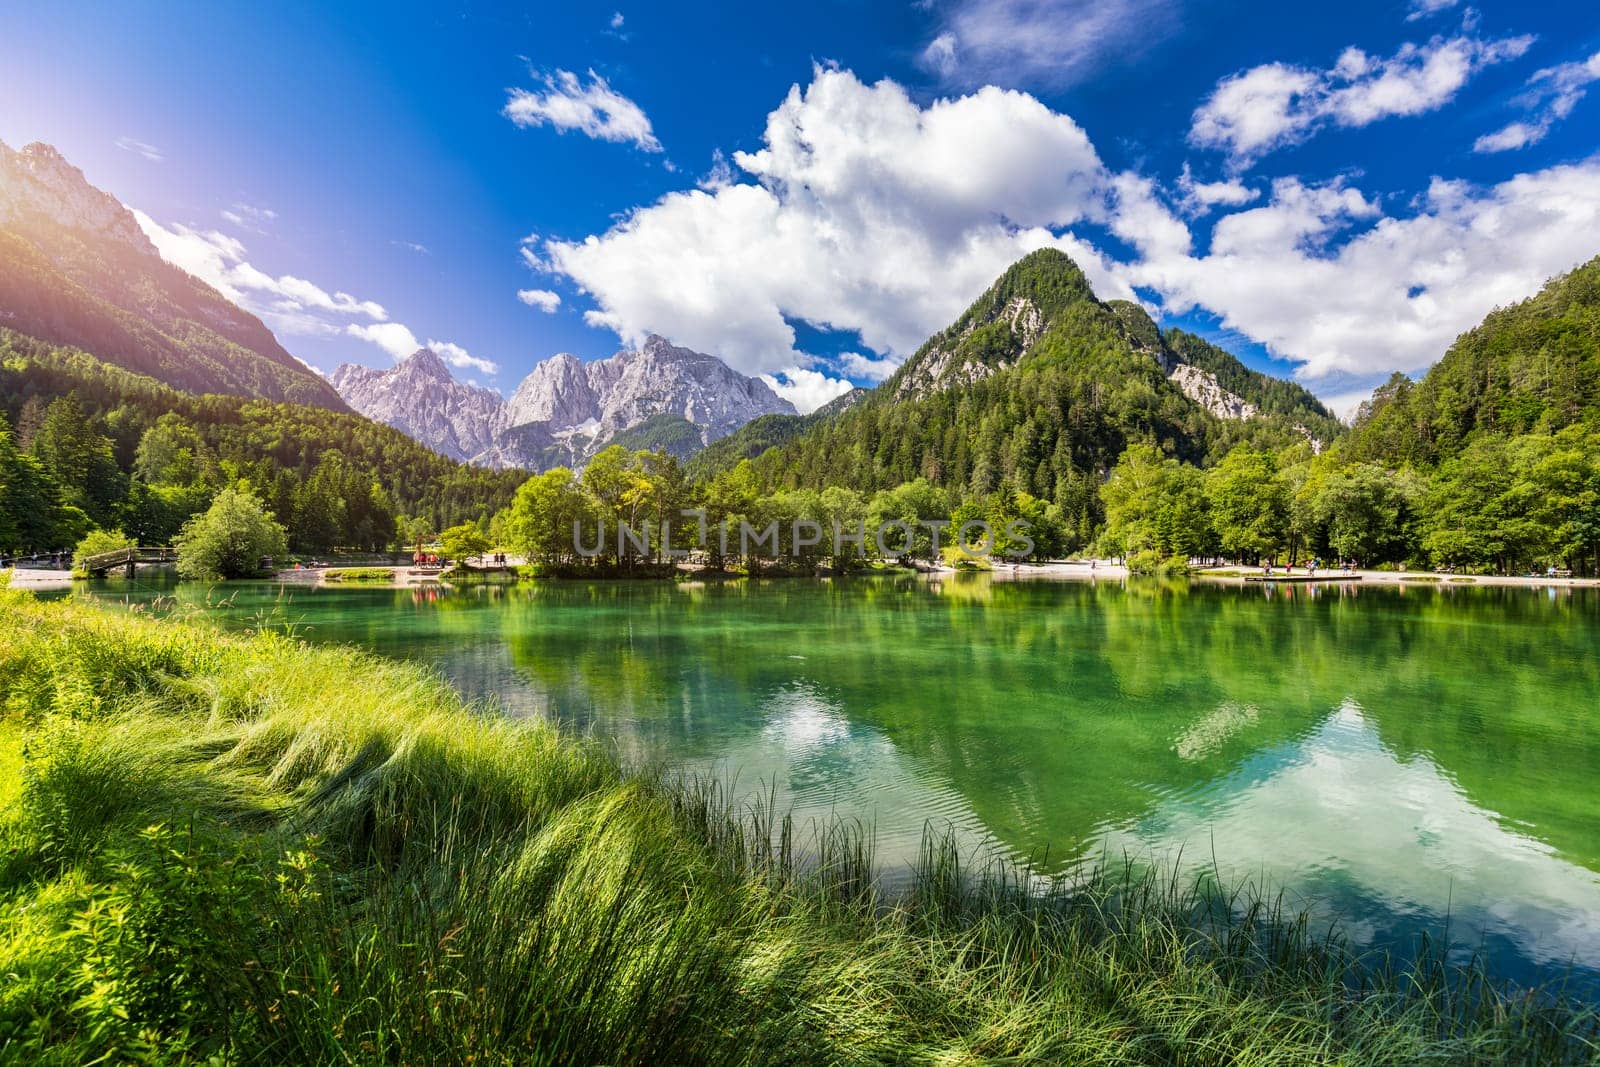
xmin=888 ymin=248 xmax=1110 ymax=400
xmin=329 ymin=352 xmax=505 ymax=462
xmin=395 ymin=347 xmax=454 ymax=383
xmin=503 ymin=352 xmax=598 ymax=429
xmin=334 ymin=335 xmax=795 ymax=471
xmin=0 ymin=140 xmax=153 ymax=252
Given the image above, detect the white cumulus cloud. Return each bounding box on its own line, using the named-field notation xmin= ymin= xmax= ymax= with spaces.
xmin=517 ymin=288 xmax=562 ymax=312
xmin=504 ymin=70 xmax=661 ymax=152
xmin=1191 ymin=31 xmax=1534 ymax=165
xmin=1475 ymin=48 xmax=1600 ymax=153
xmin=1176 ymin=164 xmax=1260 ymax=214
xmin=838 ymin=351 xmax=900 ymax=383
xmin=344 ymin=324 xmax=497 ymax=375
xmin=428 ymin=340 xmax=498 ymax=376
xmin=134 ymin=209 xmax=493 ymax=376
xmin=532 ymin=64 xmax=1600 ymax=414
xmin=540 ymin=67 xmax=1131 ymax=377
xmin=1125 ymin=162 xmax=1600 ymax=386
xmin=761 ymin=368 xmax=855 ymax=414
xmin=345 ymin=322 xmax=419 ymax=359
xmin=134 ymin=211 xmax=388 ymax=334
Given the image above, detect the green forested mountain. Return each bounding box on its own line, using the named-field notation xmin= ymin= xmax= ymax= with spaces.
xmin=1342 ymin=254 xmax=1600 ymax=466
xmin=682 ymin=249 xmax=1600 ymax=576
xmin=685 ymin=389 xmax=867 ymax=480
xmin=1091 ymin=253 xmax=1600 ymax=575
xmin=704 ymin=250 xmax=1337 ymax=538
xmin=608 ymin=413 xmax=705 ymax=462
xmin=0 ymin=330 xmax=522 ymax=553
xmin=0 ymin=140 xmax=346 ymax=410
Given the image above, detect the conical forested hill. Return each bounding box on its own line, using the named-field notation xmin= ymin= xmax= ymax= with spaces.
xmin=705 ymin=250 xmax=1338 ymax=525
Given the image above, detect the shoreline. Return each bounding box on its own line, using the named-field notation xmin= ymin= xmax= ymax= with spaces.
xmin=16 ymin=559 xmax=1599 ymax=593
xmin=1190 ymin=565 xmax=1600 ymax=589
xmin=968 ymin=560 xmax=1600 ymax=589
xmin=1 ymin=567 xmax=73 ymax=590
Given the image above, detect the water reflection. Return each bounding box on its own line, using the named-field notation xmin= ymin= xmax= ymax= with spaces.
xmin=1102 ymin=701 xmax=1600 ymax=988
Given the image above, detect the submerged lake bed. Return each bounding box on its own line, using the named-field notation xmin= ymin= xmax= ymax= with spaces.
xmin=75 ymin=573 xmax=1600 ymax=996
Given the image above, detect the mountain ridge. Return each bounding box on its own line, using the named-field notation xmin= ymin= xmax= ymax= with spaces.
xmin=329 ymin=349 xmax=507 ymax=461
xmin=331 ymin=334 xmax=796 ymax=469
xmin=0 ymin=140 xmax=347 ymax=410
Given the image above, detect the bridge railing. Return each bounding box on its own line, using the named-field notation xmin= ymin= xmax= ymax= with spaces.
xmin=77 ymin=546 xmax=177 ymax=574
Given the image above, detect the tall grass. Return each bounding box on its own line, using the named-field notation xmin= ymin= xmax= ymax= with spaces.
xmin=0 ymin=586 xmax=1595 ymax=1064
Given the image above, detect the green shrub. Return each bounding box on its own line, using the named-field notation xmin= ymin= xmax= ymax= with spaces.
xmin=438 ymin=522 xmax=491 ymax=564
xmin=939 ymin=543 xmax=993 ymax=570
xmin=173 ymin=485 xmax=288 ymax=580
xmin=1125 ymin=547 xmax=1163 ymax=574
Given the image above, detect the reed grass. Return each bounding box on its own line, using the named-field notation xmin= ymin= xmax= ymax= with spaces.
xmin=0 ymin=585 xmax=1595 ymax=1064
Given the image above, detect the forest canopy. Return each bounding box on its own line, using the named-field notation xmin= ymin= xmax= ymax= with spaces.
xmin=0 ymin=331 xmax=523 ymax=554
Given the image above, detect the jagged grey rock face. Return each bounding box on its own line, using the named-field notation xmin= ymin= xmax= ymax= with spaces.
xmin=486 ymin=335 xmax=794 ymax=468
xmin=502 ymin=352 xmax=598 ymax=429
xmin=591 ymin=335 xmax=794 ymax=440
xmin=1167 ymin=364 xmax=1260 ymax=421
xmin=331 ymin=336 xmax=795 ymax=470
xmin=1163 ymin=365 xmax=1325 ymax=452
xmin=330 ymin=349 xmax=507 ymax=461
xmin=895 ymin=297 xmax=1042 ymax=399
xmin=0 ymin=141 xmax=153 ymax=249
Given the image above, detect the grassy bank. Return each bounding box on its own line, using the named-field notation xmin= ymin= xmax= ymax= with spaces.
xmin=0 ymin=586 xmax=1594 ymax=1064
xmin=320 ymin=567 xmax=396 ymax=583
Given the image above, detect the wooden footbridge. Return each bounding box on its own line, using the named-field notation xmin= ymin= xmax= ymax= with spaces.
xmin=78 ymin=546 xmax=177 ymax=577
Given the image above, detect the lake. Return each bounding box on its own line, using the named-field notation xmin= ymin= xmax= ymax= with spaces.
xmin=73 ymin=572 xmax=1600 ymax=994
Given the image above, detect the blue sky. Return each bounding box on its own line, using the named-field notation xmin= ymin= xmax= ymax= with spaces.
xmin=2 ymin=1 xmax=1597 ymax=414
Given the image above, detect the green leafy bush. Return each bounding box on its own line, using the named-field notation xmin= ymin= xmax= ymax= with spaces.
xmin=173 ymin=485 xmax=288 ymax=580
